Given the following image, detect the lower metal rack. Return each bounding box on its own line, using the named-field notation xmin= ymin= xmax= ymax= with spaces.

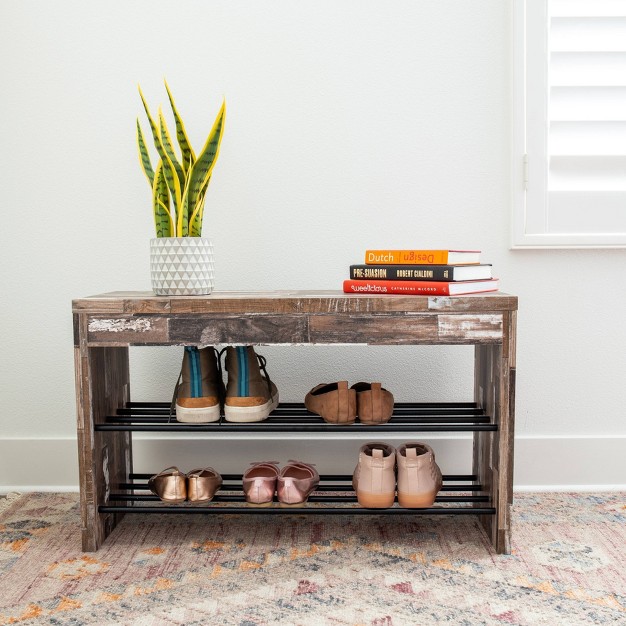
xmin=100 ymin=473 xmax=495 ymax=516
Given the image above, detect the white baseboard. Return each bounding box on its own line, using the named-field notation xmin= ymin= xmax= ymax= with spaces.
xmin=1 ymin=435 xmax=625 ymax=493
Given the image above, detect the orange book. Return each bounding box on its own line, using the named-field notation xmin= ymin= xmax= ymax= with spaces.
xmin=365 ymin=249 xmax=481 ymax=265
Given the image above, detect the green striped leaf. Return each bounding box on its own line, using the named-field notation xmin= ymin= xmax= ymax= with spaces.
xmin=136 ymin=120 xmax=154 ymax=187
xmin=189 ymin=170 xmax=215 ymax=235
xmin=158 ymin=108 xmax=186 ymax=190
xmin=181 ymin=99 xmax=225 ymax=237
xmin=189 ymin=189 xmax=207 ymax=236
xmin=152 ymin=161 xmax=173 ymax=237
xmin=164 ymin=80 xmax=196 ymax=174
xmin=139 ymin=86 xmax=182 ymax=220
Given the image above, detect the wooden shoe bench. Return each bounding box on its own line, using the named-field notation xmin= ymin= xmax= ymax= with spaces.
xmin=72 ymin=290 xmax=517 ymax=554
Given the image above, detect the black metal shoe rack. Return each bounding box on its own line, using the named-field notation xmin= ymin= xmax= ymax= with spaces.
xmin=97 ymin=401 xmax=496 ymax=517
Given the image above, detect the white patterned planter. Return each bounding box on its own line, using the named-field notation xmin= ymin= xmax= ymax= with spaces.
xmin=150 ymin=237 xmax=215 ymax=296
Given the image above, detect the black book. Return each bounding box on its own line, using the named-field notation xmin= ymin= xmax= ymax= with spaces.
xmin=349 ymin=264 xmax=493 ymax=282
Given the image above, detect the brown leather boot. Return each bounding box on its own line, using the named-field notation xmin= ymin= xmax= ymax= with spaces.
xmin=175 ymin=347 xmax=224 ymax=423
xmin=304 ymin=381 xmax=357 ymax=424
xmin=224 ymin=346 xmax=279 ymax=422
xmin=351 ymin=382 xmax=394 ymax=424
xmin=352 ymin=442 xmax=396 ymax=508
xmin=396 ymin=442 xmax=442 ymax=508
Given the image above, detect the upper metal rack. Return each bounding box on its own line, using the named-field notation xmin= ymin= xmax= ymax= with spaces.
xmin=95 ymin=401 xmax=497 ymax=433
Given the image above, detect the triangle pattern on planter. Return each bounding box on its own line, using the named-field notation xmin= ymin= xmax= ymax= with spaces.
xmin=150 ymin=238 xmax=215 ymax=295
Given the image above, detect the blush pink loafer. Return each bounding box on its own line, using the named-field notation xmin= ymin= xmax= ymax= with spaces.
xmin=242 ymin=462 xmax=280 ymax=506
xmin=277 ymin=460 xmax=319 ymax=506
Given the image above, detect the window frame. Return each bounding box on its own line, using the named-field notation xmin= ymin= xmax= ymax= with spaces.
xmin=511 ymin=0 xmax=626 ymax=249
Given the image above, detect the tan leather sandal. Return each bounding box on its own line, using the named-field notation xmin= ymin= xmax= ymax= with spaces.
xmin=304 ymin=381 xmax=357 ymax=424
xmin=351 ymin=382 xmax=394 ymax=424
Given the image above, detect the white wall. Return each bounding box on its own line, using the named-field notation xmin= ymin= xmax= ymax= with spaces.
xmin=1 ymin=0 xmax=625 ymax=491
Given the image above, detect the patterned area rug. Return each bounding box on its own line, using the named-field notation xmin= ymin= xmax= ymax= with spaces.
xmin=0 ymin=493 xmax=624 ymax=625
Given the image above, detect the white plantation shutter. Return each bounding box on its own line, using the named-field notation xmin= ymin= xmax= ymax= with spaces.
xmin=514 ymin=0 xmax=626 ymax=247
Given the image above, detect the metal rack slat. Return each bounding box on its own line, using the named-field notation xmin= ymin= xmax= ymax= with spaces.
xmin=129 ymin=473 xmax=478 ymax=481
xmin=99 ymin=505 xmax=495 ymax=515
xmin=97 ymin=401 xmax=495 ymax=432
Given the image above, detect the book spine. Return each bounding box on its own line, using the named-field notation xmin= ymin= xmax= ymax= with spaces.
xmin=350 ymin=264 xmax=454 ymax=281
xmin=365 ymin=250 xmax=449 ymax=265
xmin=343 ymin=279 xmax=451 ymax=295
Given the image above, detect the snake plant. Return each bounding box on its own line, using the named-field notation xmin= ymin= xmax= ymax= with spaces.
xmin=137 ymin=81 xmax=225 ymax=237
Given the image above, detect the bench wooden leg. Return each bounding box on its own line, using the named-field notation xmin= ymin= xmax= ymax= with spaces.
xmin=473 ymin=311 xmax=516 ymax=554
xmin=75 ymin=314 xmax=132 ymax=551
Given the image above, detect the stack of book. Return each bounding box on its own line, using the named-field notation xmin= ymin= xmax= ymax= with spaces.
xmin=343 ymin=249 xmax=499 ymax=296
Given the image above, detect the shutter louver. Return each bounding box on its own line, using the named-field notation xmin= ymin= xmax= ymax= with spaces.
xmin=548 ymin=0 xmax=626 ymax=235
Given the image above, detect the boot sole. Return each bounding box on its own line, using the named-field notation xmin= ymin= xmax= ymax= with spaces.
xmin=175 ymin=403 xmax=221 ymax=423
xmin=397 ymin=490 xmax=438 ymax=508
xmin=356 ymin=491 xmax=395 ymax=509
xmin=223 ymin=391 xmax=279 ymax=423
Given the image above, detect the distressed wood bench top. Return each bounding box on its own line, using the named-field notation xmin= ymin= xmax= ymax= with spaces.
xmin=73 ymin=290 xmax=518 ymax=315
xmin=73 ymin=291 xmax=517 ymax=346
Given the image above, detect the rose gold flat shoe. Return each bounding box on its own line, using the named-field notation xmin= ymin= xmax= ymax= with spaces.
xmin=148 ymin=466 xmax=187 ymax=504
xmin=242 ymin=461 xmax=279 ymax=506
xmin=187 ymin=467 xmax=222 ymax=503
xmin=277 ymin=460 xmax=319 ymax=506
